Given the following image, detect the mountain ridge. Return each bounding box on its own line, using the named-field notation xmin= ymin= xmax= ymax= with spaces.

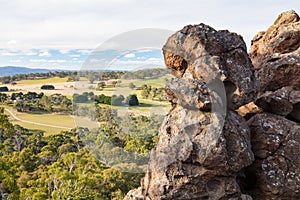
xmin=0 ymin=66 xmax=73 ymax=77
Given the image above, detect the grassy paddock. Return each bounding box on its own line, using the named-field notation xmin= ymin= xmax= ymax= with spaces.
xmin=132 ymin=75 xmax=172 ymax=88
xmin=4 ymin=106 xmax=75 ymax=135
xmin=16 ymin=112 xmax=75 ymax=128
xmin=17 ymin=77 xmax=69 ymax=85
xmin=11 ymin=121 xmax=68 ymax=136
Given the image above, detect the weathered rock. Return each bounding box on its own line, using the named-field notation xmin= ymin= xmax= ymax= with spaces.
xmin=125 ymin=23 xmax=257 ymax=200
xmin=237 ymin=102 xmax=261 ymax=117
xmin=163 ymin=23 xmax=259 ymax=110
xmin=243 ymin=113 xmax=300 ymax=199
xmin=254 ymin=55 xmax=300 ymax=93
xmin=255 ymin=86 xmax=300 ymax=118
xmin=139 ymin=110 xmax=253 ymax=200
xmin=124 ymin=188 xmax=143 ymax=200
xmin=125 ymin=109 xmax=254 ymax=200
xmin=242 ymin=10 xmax=300 ymax=200
xmin=250 ymin=10 xmax=300 ymax=93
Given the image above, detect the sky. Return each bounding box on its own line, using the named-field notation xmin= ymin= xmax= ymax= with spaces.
xmin=0 ymin=0 xmax=299 ymax=70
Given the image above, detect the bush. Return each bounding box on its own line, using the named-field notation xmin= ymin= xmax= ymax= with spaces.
xmin=0 ymin=86 xmax=9 ymax=92
xmin=73 ymin=94 xmax=88 ymax=103
xmin=41 ymin=85 xmax=55 ymax=90
xmin=111 ymin=95 xmax=125 ymax=106
xmin=126 ymin=94 xmax=139 ymax=106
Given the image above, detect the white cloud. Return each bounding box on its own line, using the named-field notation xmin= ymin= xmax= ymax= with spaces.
xmin=0 ymin=52 xmax=18 ymax=56
xmin=30 ymin=59 xmax=66 ymax=63
xmin=7 ymin=40 xmax=17 ymax=46
xmin=38 ymin=51 xmax=51 ymax=57
xmin=9 ymin=59 xmax=22 ymax=63
xmin=76 ymin=49 xmax=93 ymax=55
xmin=0 ymin=0 xmax=298 ymax=51
xmin=59 ymin=49 xmax=70 ymax=54
xmin=107 ymin=57 xmax=164 ymax=69
xmin=0 ymin=0 xmax=299 ymax=70
xmin=124 ymin=53 xmax=135 ymax=58
xmin=136 ymin=49 xmax=153 ymax=53
xmin=69 ymin=54 xmax=81 ymax=57
xmin=147 ymin=57 xmax=161 ymax=61
xmin=24 ymin=50 xmax=38 ymax=56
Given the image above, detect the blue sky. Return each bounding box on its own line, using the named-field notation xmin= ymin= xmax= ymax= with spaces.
xmin=0 ymin=0 xmax=299 ymax=70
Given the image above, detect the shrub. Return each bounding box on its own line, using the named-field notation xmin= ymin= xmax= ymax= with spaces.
xmin=0 ymin=86 xmax=9 ymax=92
xmin=126 ymin=94 xmax=139 ymax=106
xmin=41 ymin=85 xmax=55 ymax=90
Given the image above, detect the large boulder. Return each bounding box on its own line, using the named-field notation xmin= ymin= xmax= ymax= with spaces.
xmin=250 ymin=10 xmax=300 ymax=93
xmin=244 ymin=113 xmax=300 ymax=199
xmin=255 ymin=86 xmax=300 ymax=121
xmin=139 ymin=110 xmax=253 ymax=200
xmin=125 ymin=23 xmax=257 ymax=200
xmin=163 ymin=23 xmax=259 ymax=110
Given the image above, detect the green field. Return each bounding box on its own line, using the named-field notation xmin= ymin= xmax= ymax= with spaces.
xmin=11 ymin=121 xmax=69 ymax=136
xmin=120 ymin=75 xmax=172 ymax=88
xmin=4 ymin=106 xmax=75 ymax=135
xmin=16 ymin=112 xmax=75 ymax=127
xmin=17 ymin=77 xmax=69 ymax=85
xmin=3 ymin=73 xmax=173 ymax=135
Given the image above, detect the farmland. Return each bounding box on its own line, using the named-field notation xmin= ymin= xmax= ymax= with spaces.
xmin=1 ymin=69 xmax=172 ymax=135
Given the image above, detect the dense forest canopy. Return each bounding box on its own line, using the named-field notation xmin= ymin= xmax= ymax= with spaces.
xmin=0 ymin=68 xmax=170 ymax=199
xmin=0 ymin=105 xmax=162 ymax=199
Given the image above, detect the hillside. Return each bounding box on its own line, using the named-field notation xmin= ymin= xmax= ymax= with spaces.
xmin=0 ymin=66 xmax=54 ymax=76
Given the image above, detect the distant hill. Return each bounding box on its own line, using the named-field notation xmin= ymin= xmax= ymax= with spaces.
xmin=0 ymin=66 xmax=63 ymax=77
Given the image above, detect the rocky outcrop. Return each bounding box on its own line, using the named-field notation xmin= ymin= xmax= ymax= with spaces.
xmin=125 ymin=23 xmax=258 ymax=200
xmin=242 ymin=10 xmax=300 ymax=199
xmin=255 ymin=86 xmax=300 ymax=120
xmin=164 ymin=24 xmax=259 ymax=110
xmin=250 ymin=10 xmax=300 ymax=93
xmin=243 ymin=113 xmax=300 ymax=199
xmin=125 ymin=10 xmax=300 ymax=200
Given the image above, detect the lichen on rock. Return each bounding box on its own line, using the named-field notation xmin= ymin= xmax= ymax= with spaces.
xmin=242 ymin=10 xmax=300 ymax=199
xmin=125 ymin=10 xmax=300 ymax=200
xmin=125 ymin=23 xmax=258 ymax=200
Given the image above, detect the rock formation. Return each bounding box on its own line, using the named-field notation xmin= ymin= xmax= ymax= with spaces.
xmin=250 ymin=10 xmax=300 ymax=94
xmin=125 ymin=23 xmax=258 ymax=200
xmin=241 ymin=10 xmax=300 ymax=199
xmin=124 ymin=10 xmax=300 ymax=200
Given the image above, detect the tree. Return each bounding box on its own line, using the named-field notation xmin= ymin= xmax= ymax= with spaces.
xmin=97 ymin=82 xmax=106 ymax=90
xmin=11 ymin=92 xmax=23 ymax=101
xmin=111 ymin=95 xmax=124 ymax=106
xmin=0 ymin=86 xmax=9 ymax=92
xmin=41 ymin=85 xmax=55 ymax=90
xmin=40 ymin=96 xmax=52 ymax=111
xmin=126 ymin=94 xmax=139 ymax=106
xmin=73 ymin=94 xmax=88 ymax=103
xmin=129 ymin=83 xmax=136 ymax=89
xmin=0 ymin=93 xmax=8 ymax=103
xmin=87 ymin=73 xmax=96 ymax=84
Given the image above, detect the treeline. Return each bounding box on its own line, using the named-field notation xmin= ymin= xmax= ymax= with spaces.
xmin=0 ymin=68 xmax=170 ymax=85
xmin=74 ymin=92 xmax=140 ymax=106
xmin=0 ymin=71 xmax=78 ymax=84
xmin=80 ymin=71 xmax=125 ymax=84
xmin=0 ymin=92 xmax=72 ymax=113
xmin=140 ymin=84 xmax=166 ymax=101
xmin=95 ymin=94 xmax=139 ymax=106
xmin=122 ymin=68 xmax=169 ymax=79
xmin=0 ymin=107 xmax=144 ymax=199
xmin=84 ymin=68 xmax=170 ymax=84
